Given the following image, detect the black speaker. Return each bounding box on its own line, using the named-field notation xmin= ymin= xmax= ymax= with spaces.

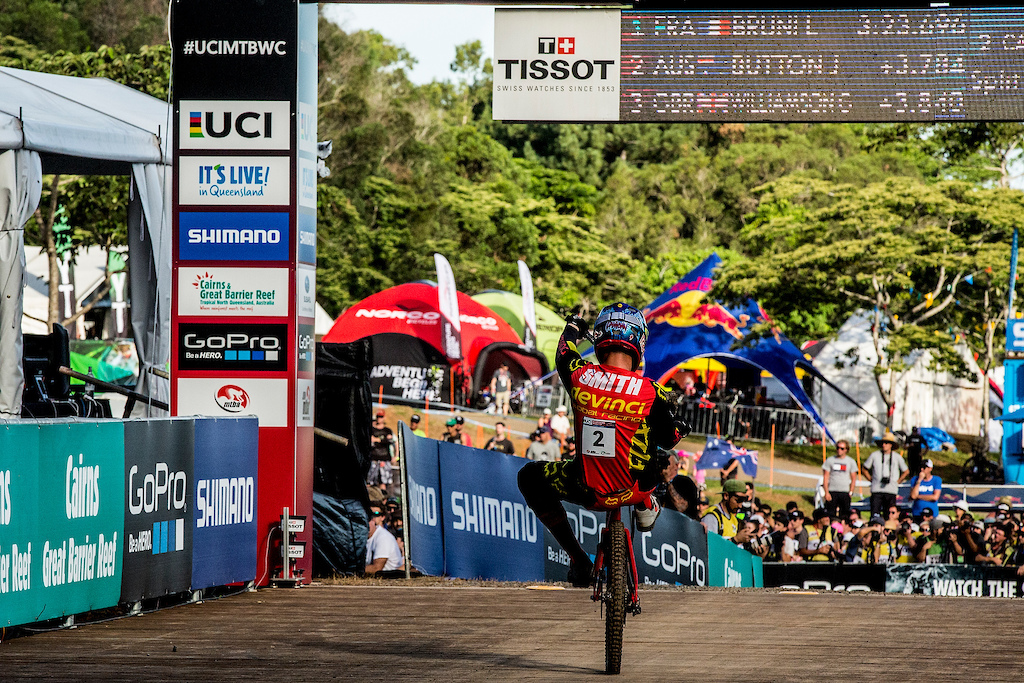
xmin=22 ymin=323 xmax=71 ymax=403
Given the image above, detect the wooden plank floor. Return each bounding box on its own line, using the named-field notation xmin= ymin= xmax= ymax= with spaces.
xmin=2 ymin=584 xmax=1023 ymax=681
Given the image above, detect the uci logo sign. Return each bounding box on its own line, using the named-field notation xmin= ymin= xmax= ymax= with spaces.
xmin=179 ymin=100 xmax=291 ymax=150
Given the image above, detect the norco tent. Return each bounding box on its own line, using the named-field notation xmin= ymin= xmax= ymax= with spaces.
xmin=643 ymin=253 xmax=834 ymax=438
xmin=0 ymin=66 xmax=171 ymax=417
xmin=322 ymin=283 xmax=547 ymax=404
xmin=472 ymin=290 xmax=564 ymax=369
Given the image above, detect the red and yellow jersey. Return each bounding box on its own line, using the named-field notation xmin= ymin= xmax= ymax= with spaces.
xmin=556 ymin=327 xmax=681 ymax=500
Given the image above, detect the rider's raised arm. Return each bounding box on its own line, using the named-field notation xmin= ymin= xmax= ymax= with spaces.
xmin=650 ymin=381 xmax=688 ymax=448
xmin=556 ymin=315 xmax=588 ymax=390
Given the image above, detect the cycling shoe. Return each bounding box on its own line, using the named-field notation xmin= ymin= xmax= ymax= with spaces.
xmin=566 ymin=558 xmax=594 ymax=588
xmin=634 ymin=497 xmax=661 ymax=533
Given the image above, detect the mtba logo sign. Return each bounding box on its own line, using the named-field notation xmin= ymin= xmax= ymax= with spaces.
xmin=215 ymin=385 xmax=250 ymax=412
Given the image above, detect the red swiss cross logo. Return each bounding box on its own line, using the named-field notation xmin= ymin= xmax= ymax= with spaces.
xmin=558 ymin=37 xmax=575 ymax=54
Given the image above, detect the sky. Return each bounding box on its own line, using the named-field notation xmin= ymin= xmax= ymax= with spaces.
xmin=322 ymin=4 xmax=495 ymax=85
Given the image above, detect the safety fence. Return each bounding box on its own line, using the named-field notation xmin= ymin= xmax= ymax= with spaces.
xmin=1 ymin=416 xmax=259 ymax=629
xmin=400 ymin=424 xmax=762 ymax=587
xmin=764 ymin=562 xmax=1024 ymax=597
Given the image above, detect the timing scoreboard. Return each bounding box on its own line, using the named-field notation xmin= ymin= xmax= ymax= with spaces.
xmin=492 ymin=7 xmax=1024 ymax=122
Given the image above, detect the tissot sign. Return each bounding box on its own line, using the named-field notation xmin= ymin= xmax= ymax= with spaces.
xmin=492 ymin=9 xmax=621 ymax=122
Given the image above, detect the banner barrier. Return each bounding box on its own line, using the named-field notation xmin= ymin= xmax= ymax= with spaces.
xmin=401 ymin=423 xmax=444 ymax=576
xmin=1 ymin=417 xmax=259 ymax=629
xmin=707 ymin=531 xmax=762 ymax=587
xmin=121 ymin=418 xmax=195 ymax=602
xmin=1 ymin=421 xmax=125 ymax=628
xmin=886 ymin=563 xmax=1024 ymax=597
xmin=762 ymin=562 xmax=887 ymax=593
xmin=400 ymin=428 xmax=757 ymax=586
xmin=191 ymin=417 xmax=259 ymax=590
xmin=439 ymin=441 xmax=544 ymax=582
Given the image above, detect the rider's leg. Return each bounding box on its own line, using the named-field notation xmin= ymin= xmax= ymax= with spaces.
xmin=518 ymin=460 xmax=593 ymax=577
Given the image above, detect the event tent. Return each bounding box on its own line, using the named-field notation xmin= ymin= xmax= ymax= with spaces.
xmin=0 ymin=66 xmax=171 ymax=417
xmin=322 ymin=283 xmax=547 ymax=404
xmin=471 ymin=290 xmax=564 ymax=369
xmin=642 ymin=253 xmax=835 ymax=439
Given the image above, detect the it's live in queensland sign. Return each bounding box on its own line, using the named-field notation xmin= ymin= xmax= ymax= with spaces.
xmin=178 ymin=156 xmax=291 ymax=206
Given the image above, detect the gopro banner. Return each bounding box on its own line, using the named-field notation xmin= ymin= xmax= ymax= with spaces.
xmin=763 ymin=562 xmax=887 ymax=593
xmin=543 ymin=502 xmax=606 ymax=582
xmin=121 ymin=419 xmax=195 ymax=602
xmin=0 ymin=421 xmax=125 ymax=628
xmin=439 ymin=442 xmax=543 ymax=581
xmin=191 ymin=417 xmax=259 ymax=590
xmin=634 ymin=509 xmax=708 ymax=587
xmin=401 ymin=425 xmax=444 ymax=576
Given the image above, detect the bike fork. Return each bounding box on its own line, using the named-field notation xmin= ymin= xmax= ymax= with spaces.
xmin=622 ymin=524 xmax=641 ymax=615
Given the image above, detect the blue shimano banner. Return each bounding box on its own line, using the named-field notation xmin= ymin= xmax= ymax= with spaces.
xmin=179 ymin=211 xmax=290 ymax=261
xmin=297 ymin=212 xmax=316 ymax=264
xmin=191 ymin=417 xmax=259 ymax=590
xmin=401 ymin=424 xmax=444 ymax=576
xmin=439 ymin=442 xmax=543 ymax=581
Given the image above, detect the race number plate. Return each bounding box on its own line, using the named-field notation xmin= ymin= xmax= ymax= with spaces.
xmin=581 ymin=417 xmax=616 ymax=458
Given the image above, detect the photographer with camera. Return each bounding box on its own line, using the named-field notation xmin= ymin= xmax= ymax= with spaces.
xmin=798 ymin=508 xmax=840 ymax=562
xmin=913 ymin=515 xmax=954 ymax=564
xmin=871 ymin=518 xmax=915 ymax=564
xmin=862 ymin=431 xmax=909 ymax=516
xmin=948 ymin=514 xmax=984 ymax=564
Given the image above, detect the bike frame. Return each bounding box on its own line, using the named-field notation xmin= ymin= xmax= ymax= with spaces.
xmin=591 ymin=507 xmax=641 ymax=612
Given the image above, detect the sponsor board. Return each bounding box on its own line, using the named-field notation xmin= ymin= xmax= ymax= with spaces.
xmin=178 ymin=212 xmax=289 ymax=261
xmin=1008 ymin=318 xmax=1024 ymax=351
xmin=121 ymin=420 xmax=194 ymax=602
xmin=298 ymin=157 xmax=316 ymax=209
xmin=297 ymin=212 xmax=316 ymax=264
xmin=179 ymin=100 xmax=290 ymax=150
xmin=297 ymin=264 xmax=316 ymax=319
xmin=297 ymin=378 xmax=314 ymax=427
xmin=886 ymin=563 xmax=1024 ymax=597
xmin=298 ymin=101 xmax=316 ymax=155
xmin=179 ymin=156 xmax=290 ymax=206
xmin=177 ymin=267 xmax=288 ymax=317
xmin=762 ymin=562 xmax=886 ymax=593
xmin=297 ymin=323 xmax=315 ymax=373
xmin=178 ymin=323 xmax=288 ymax=371
xmin=493 ymin=9 xmax=621 ymax=121
xmin=176 ymin=377 xmax=288 ymax=427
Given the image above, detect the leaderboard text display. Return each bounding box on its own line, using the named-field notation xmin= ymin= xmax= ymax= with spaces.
xmin=493 ymin=7 xmax=1024 ymax=122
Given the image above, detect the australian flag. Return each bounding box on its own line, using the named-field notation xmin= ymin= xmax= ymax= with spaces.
xmin=696 ymin=437 xmax=758 ymax=477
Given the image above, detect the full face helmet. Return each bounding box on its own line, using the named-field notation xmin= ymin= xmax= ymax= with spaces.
xmin=593 ymin=302 xmax=647 ymax=370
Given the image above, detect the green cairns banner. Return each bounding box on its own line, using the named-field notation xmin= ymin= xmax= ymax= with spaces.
xmin=0 ymin=421 xmax=125 ymax=627
xmin=706 ymin=532 xmax=763 ymax=588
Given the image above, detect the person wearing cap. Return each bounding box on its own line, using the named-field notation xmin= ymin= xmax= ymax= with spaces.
xmin=490 ymin=362 xmax=512 ymax=416
xmin=908 ymin=458 xmax=942 ymax=520
xmin=862 ymin=431 xmax=909 ymax=516
xmin=550 ymin=405 xmax=571 ymax=447
xmin=701 ymin=479 xmax=752 ymax=544
xmin=798 ymin=509 xmax=839 ymax=561
xmin=780 ymin=510 xmax=806 ymax=562
xmin=526 ymin=425 xmax=561 ymax=462
xmin=537 ymin=407 xmax=552 ymax=431
xmin=952 ymin=498 xmax=971 ymax=522
xmin=484 ymin=421 xmax=516 ymax=455
xmin=409 ymin=414 xmax=426 ymax=438
xmin=905 ymin=426 xmax=929 ymax=476
xmin=443 ymin=417 xmax=471 ymax=446
xmin=367 ymin=410 xmax=395 ymax=494
xmin=949 ymin=512 xmax=983 ymax=564
xmin=978 ymin=523 xmax=1015 ymax=566
xmin=562 ymin=435 xmax=576 ymax=460
xmin=912 ymin=515 xmax=953 ymax=564
xmin=365 ymin=505 xmax=404 ymax=575
xmin=822 ymin=440 xmax=858 ymax=520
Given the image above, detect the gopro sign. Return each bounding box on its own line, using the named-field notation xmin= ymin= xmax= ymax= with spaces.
xmin=1007 ymin=318 xmax=1024 ymax=352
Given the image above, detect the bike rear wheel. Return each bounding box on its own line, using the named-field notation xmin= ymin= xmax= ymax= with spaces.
xmin=604 ymin=519 xmax=627 ymax=675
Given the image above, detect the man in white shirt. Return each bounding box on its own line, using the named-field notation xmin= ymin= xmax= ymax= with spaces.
xmin=365 ymin=505 xmax=403 ymax=575
xmin=550 ymin=404 xmax=571 ymax=446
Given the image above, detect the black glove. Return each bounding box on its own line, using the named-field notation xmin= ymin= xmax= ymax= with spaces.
xmin=565 ymin=313 xmax=589 ymax=336
xmin=674 ymin=419 xmax=691 ymax=439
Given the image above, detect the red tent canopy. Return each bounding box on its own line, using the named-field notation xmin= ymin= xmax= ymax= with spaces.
xmin=322 ymin=282 xmax=524 ymax=370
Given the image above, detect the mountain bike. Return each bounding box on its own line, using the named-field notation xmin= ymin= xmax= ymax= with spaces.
xmin=591 ymin=506 xmax=641 ymax=675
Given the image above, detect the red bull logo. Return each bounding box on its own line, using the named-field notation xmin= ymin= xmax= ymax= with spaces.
xmin=645 ymin=290 xmax=749 ymax=340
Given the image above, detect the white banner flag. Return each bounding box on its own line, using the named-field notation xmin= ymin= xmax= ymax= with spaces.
xmin=518 ymin=260 xmax=537 ymax=352
xmin=434 ymin=253 xmax=462 ymax=359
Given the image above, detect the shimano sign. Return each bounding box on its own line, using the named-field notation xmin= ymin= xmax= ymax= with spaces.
xmin=179 ymin=212 xmax=289 ymax=261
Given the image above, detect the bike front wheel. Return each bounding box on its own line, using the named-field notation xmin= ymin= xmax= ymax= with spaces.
xmin=604 ymin=518 xmax=627 ymax=675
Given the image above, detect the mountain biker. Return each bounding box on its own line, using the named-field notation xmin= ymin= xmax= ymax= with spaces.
xmin=518 ymin=303 xmax=691 ymax=587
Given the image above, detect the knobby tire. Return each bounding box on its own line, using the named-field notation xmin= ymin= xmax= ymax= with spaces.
xmin=605 ymin=519 xmax=627 ymax=675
